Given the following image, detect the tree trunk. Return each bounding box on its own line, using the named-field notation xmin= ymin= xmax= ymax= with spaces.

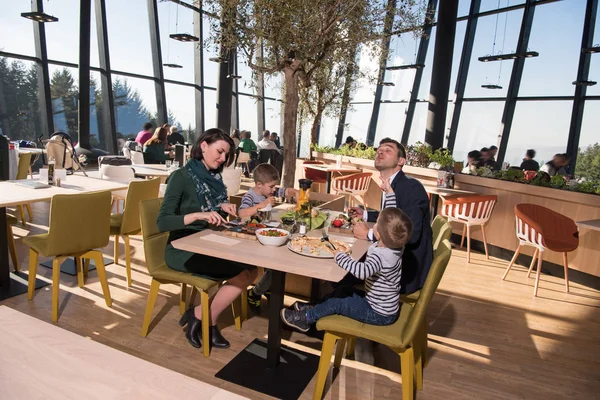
xmin=309 ymin=111 xmax=322 ymax=159
xmin=282 ymin=66 xmax=299 ymax=188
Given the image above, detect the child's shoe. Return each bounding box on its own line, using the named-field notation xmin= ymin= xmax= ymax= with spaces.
xmin=281 ymin=308 xmax=310 ymax=333
xmin=247 ymin=288 xmax=262 ymax=313
xmin=292 ymin=301 xmax=313 ymax=312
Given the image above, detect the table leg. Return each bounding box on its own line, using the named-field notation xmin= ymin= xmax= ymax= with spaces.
xmin=310 ymin=277 xmax=321 ymax=303
xmin=325 ymin=171 xmax=332 ymax=193
xmin=267 ymin=270 xmax=286 ymax=367
xmin=430 ymin=194 xmax=440 ymax=222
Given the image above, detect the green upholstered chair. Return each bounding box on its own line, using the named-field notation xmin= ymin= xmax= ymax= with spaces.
xmin=24 ymin=191 xmax=113 ymax=322
xmin=7 ymin=213 xmax=19 ymax=271
xmin=111 ymin=178 xmax=160 ymax=287
xmin=16 ymin=152 xmax=33 ymax=224
xmin=139 ymin=198 xmax=247 ymax=358
xmin=313 ymin=239 xmax=453 ymax=400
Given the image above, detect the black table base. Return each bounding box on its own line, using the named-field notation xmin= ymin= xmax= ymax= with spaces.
xmin=39 ymin=257 xmax=112 ymax=276
xmin=0 ymin=271 xmax=49 ymax=301
xmin=215 ymin=338 xmax=320 ymax=400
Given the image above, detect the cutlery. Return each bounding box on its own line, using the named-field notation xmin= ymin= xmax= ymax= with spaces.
xmin=321 ymin=230 xmax=336 ymax=251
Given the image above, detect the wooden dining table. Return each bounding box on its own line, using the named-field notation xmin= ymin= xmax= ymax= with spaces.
xmin=423 ymin=184 xmax=477 ymax=220
xmin=0 ymin=175 xmax=130 ymax=300
xmin=303 ymin=164 xmax=362 ymax=193
xmin=172 ymin=229 xmax=370 ymax=399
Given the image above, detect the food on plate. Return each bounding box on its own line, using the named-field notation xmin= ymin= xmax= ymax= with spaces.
xmin=332 ymin=219 xmax=344 ymax=228
xmin=259 ymin=229 xmax=287 ymax=237
xmin=289 ymin=236 xmax=350 ymax=256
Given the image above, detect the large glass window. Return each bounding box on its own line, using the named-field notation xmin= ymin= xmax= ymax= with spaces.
xmin=318 ymin=112 xmax=340 ymax=148
xmin=158 ymin=1 xmax=196 ymax=83
xmin=106 ymin=0 xmax=153 ymax=76
xmin=479 ymin=0 xmax=525 ymax=14
xmin=238 ymin=94 xmax=258 ymax=135
xmin=202 ymin=14 xmax=219 ymax=88
xmin=0 ymin=3 xmax=36 ymax=56
xmin=408 ymin=102 xmax=429 ymax=145
xmin=165 ymin=83 xmax=196 ymax=143
xmin=382 ymin=33 xmax=419 ymax=101
xmin=344 ymin=103 xmax=372 ymax=144
xmin=237 ymin=54 xmax=256 ymax=95
xmin=265 ymin=99 xmax=282 ymax=134
xmin=417 ymin=27 xmax=437 ymax=100
xmin=49 ymin=65 xmax=79 ymax=140
xmin=505 ymin=101 xmax=572 ymax=167
xmin=453 ymin=101 xmax=504 ymax=164
xmin=375 ymin=103 xmax=408 ymax=145
xmin=264 ymin=72 xmax=282 ymax=99
xmin=351 ymin=44 xmax=378 ymax=103
xmin=112 ymin=74 xmax=157 ymax=142
xmin=577 ymin=100 xmax=600 ymax=178
xmin=203 ymin=88 xmax=217 ymax=129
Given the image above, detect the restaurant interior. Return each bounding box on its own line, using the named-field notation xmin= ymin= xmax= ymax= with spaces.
xmin=1 ymin=1 xmax=600 ymax=399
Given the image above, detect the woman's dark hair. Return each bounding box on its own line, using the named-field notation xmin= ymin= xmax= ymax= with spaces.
xmin=468 ymin=150 xmax=482 ymax=162
xmin=231 ymin=128 xmax=241 ymax=140
xmin=190 ymin=128 xmax=236 ymax=172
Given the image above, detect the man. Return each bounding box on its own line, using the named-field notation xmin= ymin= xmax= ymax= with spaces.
xmin=135 ymin=122 xmax=154 ymax=145
xmin=167 ymin=126 xmax=185 ymax=145
xmin=340 ymin=136 xmax=357 ymax=149
xmin=271 ymin=132 xmax=281 ymax=149
xmin=257 ymin=130 xmax=281 ymax=153
xmin=489 ymin=145 xmax=498 ymax=161
xmin=349 ymin=138 xmax=433 ymax=295
xmin=480 ymin=147 xmax=498 ymax=170
xmin=520 ymin=149 xmax=540 ymax=171
xmin=541 ymin=153 xmax=570 ymax=177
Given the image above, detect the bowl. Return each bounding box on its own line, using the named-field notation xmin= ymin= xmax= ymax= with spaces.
xmin=255 ymin=228 xmax=290 ymax=247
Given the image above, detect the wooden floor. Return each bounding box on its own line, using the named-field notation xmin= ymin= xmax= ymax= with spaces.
xmin=3 ymin=201 xmax=600 ymax=400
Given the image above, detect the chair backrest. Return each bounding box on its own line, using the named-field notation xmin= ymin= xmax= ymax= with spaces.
xmin=139 ymin=198 xmax=169 ymax=275
xmin=400 ymin=239 xmax=452 ymax=348
xmin=303 ymin=160 xmax=327 ymax=182
xmin=237 ymin=151 xmax=250 ymax=163
xmin=121 ymin=178 xmax=161 ymax=235
xmin=16 ymin=152 xmax=32 ymax=180
xmin=221 ymin=167 xmax=242 ymax=196
xmin=332 ymin=172 xmax=372 ymax=194
xmin=515 ymin=203 xmax=578 ymax=251
xmin=431 ymin=215 xmax=452 ymax=253
xmin=47 ymin=191 xmax=112 ymax=256
xmin=100 ymin=164 xmax=135 ymax=182
xmin=131 ymin=151 xmax=145 ymax=165
xmin=442 ymin=194 xmax=497 ymax=224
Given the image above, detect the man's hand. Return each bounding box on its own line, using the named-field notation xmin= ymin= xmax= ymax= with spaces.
xmin=353 ymin=222 xmax=369 ymax=240
xmin=347 ymin=207 xmax=363 ymax=218
xmin=380 ymin=174 xmax=393 ymax=194
xmin=285 ymin=187 xmax=299 ymax=200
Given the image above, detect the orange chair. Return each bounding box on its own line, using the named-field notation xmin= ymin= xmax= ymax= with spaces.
xmin=441 ymin=195 xmax=497 ymax=263
xmin=501 ymin=204 xmax=578 ymax=297
xmin=303 ymin=160 xmax=327 ymax=192
xmin=331 ymin=172 xmax=373 ymax=209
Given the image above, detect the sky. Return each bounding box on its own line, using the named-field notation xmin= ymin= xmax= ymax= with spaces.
xmin=1 ymin=0 xmax=598 ymax=164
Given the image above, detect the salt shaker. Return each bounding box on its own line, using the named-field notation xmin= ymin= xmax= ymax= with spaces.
xmin=298 ymin=221 xmax=307 ymax=235
xmin=56 ymin=178 xmax=61 ymax=187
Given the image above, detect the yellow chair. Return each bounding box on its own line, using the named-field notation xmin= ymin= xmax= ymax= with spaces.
xmin=7 ymin=213 xmax=20 ymax=271
xmin=16 ymin=152 xmax=33 ymax=224
xmin=25 ymin=191 xmax=113 ymax=322
xmin=111 ymin=178 xmax=160 ymax=287
xmin=313 ymin=240 xmax=452 ymax=400
xmin=139 ymin=198 xmax=247 ymax=358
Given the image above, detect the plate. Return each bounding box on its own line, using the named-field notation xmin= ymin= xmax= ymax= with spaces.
xmin=287 ymin=236 xmax=353 ymax=259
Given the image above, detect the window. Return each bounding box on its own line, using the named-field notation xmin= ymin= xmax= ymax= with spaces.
xmin=202 ymin=14 xmax=219 ymax=88
xmin=49 ymin=65 xmax=79 ymax=140
xmin=264 ymin=72 xmax=282 ymax=100
xmin=158 ymin=1 xmax=196 ymax=83
xmin=479 ymin=0 xmax=525 ymax=14
xmin=0 ymin=3 xmax=36 ymax=56
xmin=318 ymin=109 xmax=341 ymax=148
xmin=265 ymin=99 xmax=282 ymax=134
xmin=407 ymin=102 xmax=429 ymax=145
xmin=203 ymin=88 xmax=217 ymax=130
xmin=237 ymin=53 xmax=256 ymax=95
xmin=165 ymin=83 xmax=196 ymax=143
xmin=90 ymin=71 xmax=110 ymax=151
xmin=453 ymin=101 xmax=504 ymax=164
xmin=112 ymin=74 xmax=157 ymax=141
xmin=577 ymin=100 xmax=600 ymax=178
xmin=375 ymin=103 xmax=408 ymax=145
xmin=351 ymin=44 xmax=378 ymax=103
xmin=505 ymin=101 xmax=572 ymax=167
xmin=344 ymin=103 xmax=372 ymax=144
xmin=238 ymin=94 xmax=258 ymax=135
xmin=382 ymin=33 xmax=419 ymax=101
xmin=417 ymin=27 xmax=436 ymax=100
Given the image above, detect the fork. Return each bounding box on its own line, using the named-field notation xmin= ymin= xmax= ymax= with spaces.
xmin=321 ymin=230 xmax=336 ymax=251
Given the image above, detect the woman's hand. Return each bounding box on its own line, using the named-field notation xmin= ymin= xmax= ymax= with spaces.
xmin=195 ymin=211 xmax=227 ymax=226
xmin=220 ymin=203 xmax=238 ymax=217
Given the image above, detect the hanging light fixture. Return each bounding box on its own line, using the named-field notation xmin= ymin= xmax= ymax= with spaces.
xmin=481 ymin=84 xmax=503 ymax=89
xmin=168 ymin=2 xmax=198 ymax=43
xmin=386 ymin=64 xmax=425 ymax=71
xmin=163 ymin=63 xmax=183 ymax=68
xmin=378 ymin=82 xmax=395 ymax=86
xmin=21 ymin=11 xmax=58 ymax=23
xmin=208 ymin=57 xmax=228 ymax=63
xmin=572 ymin=80 xmax=597 ymax=86
xmin=583 ymin=46 xmax=600 ymax=54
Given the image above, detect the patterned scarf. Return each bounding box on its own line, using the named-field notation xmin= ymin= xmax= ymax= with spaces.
xmin=185 ymin=159 xmax=228 ymax=212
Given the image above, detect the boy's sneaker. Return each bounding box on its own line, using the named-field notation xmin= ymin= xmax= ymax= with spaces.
xmin=280 ymin=308 xmax=311 ymax=333
xmin=292 ymin=301 xmax=313 ymax=312
xmin=247 ymin=288 xmax=262 ymax=313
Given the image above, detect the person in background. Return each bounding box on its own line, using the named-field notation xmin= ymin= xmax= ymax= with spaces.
xmin=480 ymin=147 xmax=498 ymax=170
xmin=257 ymin=130 xmax=281 ymax=153
xmin=135 ymin=122 xmax=154 ymax=145
xmin=489 ymin=145 xmax=498 ymax=161
xmin=541 ymin=153 xmax=570 ymax=177
xmin=340 ymin=136 xmax=357 ymax=149
xmin=167 ymin=126 xmax=185 ymax=146
xmin=462 ymin=150 xmax=482 ymax=175
xmin=143 ymin=127 xmax=173 ymax=164
xmin=238 ymin=131 xmax=257 ymax=154
xmin=230 ymin=129 xmax=241 ymax=148
xmin=271 ymin=132 xmax=281 ymax=149
xmin=520 ymin=149 xmax=540 ymax=171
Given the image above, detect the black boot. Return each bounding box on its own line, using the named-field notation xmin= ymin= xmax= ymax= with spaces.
xmin=180 ymin=308 xmax=202 ymax=348
xmin=210 ymin=325 xmax=230 ymax=349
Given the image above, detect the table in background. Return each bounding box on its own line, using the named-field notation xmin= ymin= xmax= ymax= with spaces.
xmin=576 ymin=219 xmax=600 ymax=232
xmin=303 ymin=164 xmax=361 ymax=193
xmin=172 ymin=229 xmax=370 ymax=400
xmin=0 ymin=306 xmax=247 ymax=400
xmin=129 ymin=164 xmax=173 ymax=178
xmin=423 ymin=185 xmax=477 ymax=220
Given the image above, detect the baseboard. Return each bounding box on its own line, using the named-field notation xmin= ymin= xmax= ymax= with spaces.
xmin=450 ymin=233 xmax=600 ymax=291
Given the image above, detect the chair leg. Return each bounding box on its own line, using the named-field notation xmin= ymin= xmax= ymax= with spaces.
xmin=83 ymin=258 xmax=90 ymax=278
xmin=481 ymin=225 xmax=489 ymax=260
xmin=466 ymin=224 xmax=471 ymax=263
xmin=502 ymin=244 xmax=522 ymax=280
xmin=460 ymin=224 xmax=466 ymax=249
xmin=89 ymin=251 xmax=112 ymax=307
xmin=51 ymin=257 xmax=62 ymax=322
xmin=180 ymin=283 xmax=187 ymax=315
xmin=346 ymin=337 xmax=356 ymax=357
xmin=75 ymin=257 xmax=84 ymax=288
xmin=27 ymin=249 xmax=39 ymax=300
xmin=232 ymin=296 xmax=242 ymax=331
xmin=563 ymin=252 xmax=570 ymax=293
xmin=241 ymin=287 xmax=248 ymax=322
xmin=18 ymin=205 xmax=26 ymax=225
xmin=124 ymin=235 xmax=132 ymax=287
xmin=111 ymin=198 xmax=116 ymax=213
xmin=141 ymin=279 xmax=161 ymax=337
xmin=189 ymin=286 xmax=198 ymax=307
xmin=334 ymin=338 xmax=347 ymax=369
xmin=313 ymin=332 xmax=339 ymax=400
xmin=29 ymin=166 xmax=33 ymax=180
xmin=527 ymin=248 xmax=539 ymax=278
xmin=201 ymin=291 xmax=211 ymax=358
xmin=400 ymin=347 xmax=415 ymax=400
xmin=7 ymin=226 xmax=19 ymax=272
xmin=113 ymin=235 xmax=119 ymax=264
xmin=25 ymin=204 xmax=33 ymax=221
xmin=534 ymin=252 xmax=543 ymax=297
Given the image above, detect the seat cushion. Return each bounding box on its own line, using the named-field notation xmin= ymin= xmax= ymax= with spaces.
xmin=110 ymin=214 xmax=123 ymax=235
xmin=151 ymin=264 xmax=221 ymax=292
xmin=23 ymin=233 xmax=50 ymax=256
xmin=6 ymin=213 xmax=18 ymax=225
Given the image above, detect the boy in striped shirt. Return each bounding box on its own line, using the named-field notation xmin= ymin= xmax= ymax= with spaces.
xmin=281 ymin=207 xmax=413 ymax=332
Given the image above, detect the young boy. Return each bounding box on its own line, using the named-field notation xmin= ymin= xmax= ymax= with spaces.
xmin=281 ymin=207 xmax=413 ymax=332
xmin=240 ymin=163 xmax=298 ymax=311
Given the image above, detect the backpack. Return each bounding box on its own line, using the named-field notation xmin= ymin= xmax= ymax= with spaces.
xmin=44 ymin=131 xmax=80 ymax=173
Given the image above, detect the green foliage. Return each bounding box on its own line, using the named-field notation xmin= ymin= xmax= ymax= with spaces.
xmin=570 ymin=179 xmax=598 ymax=194
xmin=475 ymin=166 xmax=495 ymax=178
xmin=496 ymin=168 xmax=525 ymax=182
xmin=406 ymin=142 xmax=432 ymax=167
xmin=530 ymin=172 xmax=551 ymax=187
xmin=310 ymin=143 xmax=376 ymax=160
xmin=575 ymin=143 xmax=600 ymax=181
xmin=429 ymin=148 xmax=454 ymax=170
xmin=549 ymin=174 xmax=567 ymax=189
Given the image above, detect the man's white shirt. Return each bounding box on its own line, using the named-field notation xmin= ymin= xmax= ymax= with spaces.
xmin=257 ymin=139 xmax=281 ymax=153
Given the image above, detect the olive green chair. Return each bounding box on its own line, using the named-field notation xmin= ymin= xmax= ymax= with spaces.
xmin=16 ymin=152 xmax=33 ymax=224
xmin=313 ymin=239 xmax=452 ymax=400
xmin=7 ymin=213 xmax=19 ymax=271
xmin=111 ymin=178 xmax=160 ymax=287
xmin=139 ymin=198 xmax=247 ymax=358
xmin=25 ymin=191 xmax=113 ymax=322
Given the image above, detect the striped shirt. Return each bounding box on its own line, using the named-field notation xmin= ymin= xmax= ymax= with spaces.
xmin=335 ymin=244 xmax=403 ymax=316
xmin=239 ymin=187 xmax=286 ymax=210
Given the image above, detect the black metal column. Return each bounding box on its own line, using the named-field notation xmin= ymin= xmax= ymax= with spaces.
xmin=216 ymin=47 xmax=234 ymax=133
xmin=32 ymin=0 xmax=54 ymax=138
xmin=366 ymin=0 xmax=396 ymax=147
xmin=566 ymin=0 xmax=598 ymax=172
xmin=231 ymin=51 xmax=239 ymax=131
xmin=447 ymin=0 xmax=481 ymax=153
xmin=267 ymin=270 xmax=286 ymax=367
xmin=148 ymin=0 xmax=168 ymax=124
xmin=77 ymin=0 xmax=92 ymax=150
xmin=94 ymin=0 xmax=117 ymax=154
xmin=256 ymin=43 xmax=266 ymax=133
xmin=401 ymin=0 xmax=438 ymax=145
xmin=496 ymin=0 xmax=536 ymax=165
xmin=424 ymin=0 xmax=458 ymax=150
xmin=194 ymin=7 xmax=205 ymax=134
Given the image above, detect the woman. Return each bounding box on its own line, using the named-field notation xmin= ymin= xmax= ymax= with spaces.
xmin=230 ymin=128 xmax=241 ymax=148
xmin=143 ymin=127 xmax=172 ymax=164
xmin=157 ymin=128 xmax=258 ymax=350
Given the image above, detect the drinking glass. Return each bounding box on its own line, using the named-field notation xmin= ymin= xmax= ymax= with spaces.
xmin=165 ymin=160 xmax=172 ymax=169
xmin=172 ymin=161 xmax=180 ymax=169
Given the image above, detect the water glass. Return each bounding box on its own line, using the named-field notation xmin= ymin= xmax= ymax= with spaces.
xmin=172 ymin=161 xmax=180 ymax=169
xmin=165 ymin=160 xmax=172 ymax=169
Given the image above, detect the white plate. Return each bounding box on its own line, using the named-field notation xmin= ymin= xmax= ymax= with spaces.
xmin=287 ymin=235 xmax=355 ymax=259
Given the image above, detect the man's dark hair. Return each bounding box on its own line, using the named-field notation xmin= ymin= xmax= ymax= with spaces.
xmin=253 ymin=163 xmax=280 ymax=184
xmin=526 ymin=149 xmax=536 ymax=159
xmin=379 ymin=138 xmax=406 ymax=159
xmin=263 ymin=130 xmax=270 ymax=138
xmin=190 ymin=128 xmax=235 ymax=173
xmin=480 ymin=147 xmax=489 ymax=153
xmin=143 ymin=122 xmax=153 ymax=131
xmin=345 ymin=136 xmax=355 ymax=144
xmin=271 ymin=132 xmax=278 ymax=137
xmin=489 ymin=145 xmax=498 ymax=151
xmin=468 ymin=150 xmax=482 ymax=160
